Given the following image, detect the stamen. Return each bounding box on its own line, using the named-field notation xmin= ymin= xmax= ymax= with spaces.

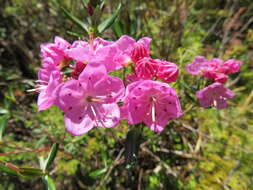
xmin=35 ymin=80 xmax=48 ymax=84
xmin=27 ymin=88 xmax=39 ymax=92
xmin=27 ymin=85 xmax=47 ymax=92
xmin=213 ymin=100 xmax=217 ymax=107
xmin=150 ymin=97 xmax=158 ymax=132
xmin=151 ymin=102 xmax=156 ymax=123
xmin=90 ymin=105 xmax=106 ymax=128
xmin=90 ymin=105 xmax=99 ymax=127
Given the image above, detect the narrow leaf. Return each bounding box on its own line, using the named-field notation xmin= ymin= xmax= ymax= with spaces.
xmin=89 ymin=168 xmax=107 ymax=178
xmin=66 ymin=31 xmax=84 ymax=38
xmin=44 ymin=143 xmax=59 ymax=170
xmin=61 ymin=7 xmax=89 ymax=33
xmin=18 ymin=167 xmax=47 ymax=178
xmin=98 ymin=3 xmax=122 ymax=33
xmin=112 ymin=22 xmax=123 ymax=38
xmin=44 ymin=175 xmax=56 ymax=190
xmin=0 ymin=116 xmax=7 ymax=141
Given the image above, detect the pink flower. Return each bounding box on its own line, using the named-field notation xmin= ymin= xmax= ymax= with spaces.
xmin=222 ymin=59 xmax=243 ymax=74
xmin=122 ymin=80 xmax=183 ymax=133
xmin=196 ymin=82 xmax=234 ymax=109
xmin=66 ymin=35 xmax=135 ymax=73
xmin=55 ymin=63 xmax=125 ymax=136
xmin=130 ymin=37 xmax=151 ymax=63
xmin=157 ymin=60 xmax=179 ymax=83
xmin=34 ymin=57 xmax=63 ymax=111
xmin=185 ymin=56 xmax=207 ymax=75
xmin=40 ymin=36 xmax=70 ymax=65
xmin=113 ymin=36 xmax=151 ymax=66
xmin=186 ymin=56 xmax=243 ymax=83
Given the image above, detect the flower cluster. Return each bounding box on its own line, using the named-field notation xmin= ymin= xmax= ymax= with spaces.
xmin=186 ymin=56 xmax=242 ymax=109
xmin=186 ymin=56 xmax=242 ymax=83
xmin=35 ymin=35 xmax=182 ymax=135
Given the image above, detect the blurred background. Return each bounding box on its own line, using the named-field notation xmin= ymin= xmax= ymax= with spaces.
xmin=0 ymin=0 xmax=253 ymax=189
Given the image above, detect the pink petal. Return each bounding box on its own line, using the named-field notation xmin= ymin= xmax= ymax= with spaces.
xmin=93 ymin=76 xmax=125 ymax=103
xmin=65 ymin=115 xmax=94 ymax=136
xmin=65 ymin=47 xmax=93 ymax=63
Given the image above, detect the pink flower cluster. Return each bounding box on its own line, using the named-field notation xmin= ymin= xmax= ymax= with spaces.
xmin=35 ymin=35 xmax=182 ymax=135
xmin=186 ymin=56 xmax=242 ymax=109
xmin=186 ymin=56 xmax=242 ymax=83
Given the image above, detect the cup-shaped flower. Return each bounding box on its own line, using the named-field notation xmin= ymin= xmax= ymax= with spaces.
xmin=196 ymin=82 xmax=234 ymax=109
xmin=55 ymin=63 xmax=125 ymax=136
xmin=185 ymin=56 xmax=207 ymax=75
xmin=40 ymin=36 xmax=70 ymax=65
xmin=122 ymin=80 xmax=183 ymax=133
xmin=113 ymin=36 xmax=151 ymax=66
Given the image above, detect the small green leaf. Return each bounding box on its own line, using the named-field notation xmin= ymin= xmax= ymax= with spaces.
xmin=66 ymin=31 xmax=84 ymax=38
xmin=0 ymin=116 xmax=7 ymax=141
xmin=89 ymin=168 xmax=107 ymax=178
xmin=61 ymin=7 xmax=89 ymax=33
xmin=98 ymin=3 xmax=122 ymax=33
xmin=44 ymin=143 xmax=59 ymax=170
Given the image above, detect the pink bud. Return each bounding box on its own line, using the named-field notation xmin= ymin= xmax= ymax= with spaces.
xmin=156 ymin=60 xmax=179 ymax=83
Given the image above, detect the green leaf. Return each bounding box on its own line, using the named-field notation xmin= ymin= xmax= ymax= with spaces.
xmin=0 ymin=116 xmax=7 ymax=141
xmin=66 ymin=31 xmax=84 ymax=38
xmin=112 ymin=22 xmax=123 ymax=38
xmin=44 ymin=143 xmax=59 ymax=170
xmin=44 ymin=175 xmax=56 ymax=190
xmin=89 ymin=168 xmax=107 ymax=178
xmin=61 ymin=7 xmax=89 ymax=33
xmin=18 ymin=167 xmax=47 ymax=178
xmin=98 ymin=3 xmax=122 ymax=33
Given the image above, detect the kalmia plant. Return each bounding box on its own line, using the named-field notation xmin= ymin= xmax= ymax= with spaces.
xmin=34 ymin=34 xmax=183 ymax=134
xmin=186 ymin=56 xmax=242 ymax=109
